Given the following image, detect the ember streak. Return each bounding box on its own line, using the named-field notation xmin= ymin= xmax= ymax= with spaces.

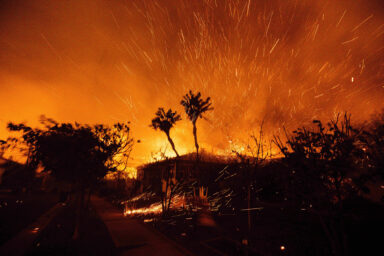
xmin=1 ymin=0 xmax=384 ymax=165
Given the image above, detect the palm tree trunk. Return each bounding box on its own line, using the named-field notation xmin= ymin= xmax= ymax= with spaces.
xmin=193 ymin=122 xmax=199 ymax=161
xmin=166 ymin=132 xmax=179 ymax=157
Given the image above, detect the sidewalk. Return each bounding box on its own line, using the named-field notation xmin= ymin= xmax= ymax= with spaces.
xmin=91 ymin=195 xmax=191 ymax=256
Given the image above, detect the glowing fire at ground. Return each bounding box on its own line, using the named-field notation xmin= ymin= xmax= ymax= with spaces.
xmin=123 ymin=195 xmax=186 ymax=216
xmin=123 ymin=202 xmax=163 ymax=216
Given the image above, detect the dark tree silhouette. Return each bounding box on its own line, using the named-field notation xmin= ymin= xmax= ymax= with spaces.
xmin=150 ymin=108 xmax=181 ymax=157
xmin=94 ymin=122 xmax=134 ymax=174
xmin=274 ymin=114 xmax=365 ymax=256
xmin=150 ymin=108 xmax=182 ymax=216
xmin=0 ymin=139 xmax=6 ymax=156
xmin=361 ymin=111 xmax=384 ymax=185
xmin=232 ymin=122 xmax=273 ymax=245
xmin=7 ymin=117 xmax=134 ymax=239
xmin=150 ymin=148 xmax=180 ymax=216
xmin=180 ymin=90 xmax=213 ymax=160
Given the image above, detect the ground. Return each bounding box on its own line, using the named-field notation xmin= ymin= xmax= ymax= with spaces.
xmin=0 ymin=192 xmax=58 ymax=246
xmin=1 ymin=191 xmax=383 ymax=256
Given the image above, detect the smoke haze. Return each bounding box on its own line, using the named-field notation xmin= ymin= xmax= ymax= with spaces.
xmin=1 ymin=0 xmax=384 ymax=165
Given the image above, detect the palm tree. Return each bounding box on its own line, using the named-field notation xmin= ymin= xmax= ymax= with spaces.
xmin=150 ymin=108 xmax=181 ymax=157
xmin=180 ymin=90 xmax=213 ymax=160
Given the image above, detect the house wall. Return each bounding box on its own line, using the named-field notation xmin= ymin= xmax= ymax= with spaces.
xmin=0 ymin=157 xmax=8 ymax=185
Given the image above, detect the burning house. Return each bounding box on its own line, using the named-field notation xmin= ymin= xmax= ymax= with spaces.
xmin=137 ymin=152 xmax=232 ymax=192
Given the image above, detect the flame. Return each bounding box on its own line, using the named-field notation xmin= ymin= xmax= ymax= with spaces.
xmin=123 ymin=195 xmax=186 ymax=216
xmin=123 ymin=202 xmax=163 ymax=216
xmin=1 ymin=0 xmax=383 ymax=165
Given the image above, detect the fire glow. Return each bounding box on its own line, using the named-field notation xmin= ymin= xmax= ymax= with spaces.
xmin=0 ymin=0 xmax=384 ymax=165
xmin=123 ymin=203 xmax=163 ymax=216
xmin=123 ymin=195 xmax=186 ymax=216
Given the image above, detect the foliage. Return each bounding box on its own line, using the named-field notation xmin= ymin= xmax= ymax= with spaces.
xmin=273 ymin=113 xmax=366 ymax=256
xmin=0 ymin=139 xmax=6 ymax=156
xmin=180 ymin=90 xmax=213 ymax=159
xmin=150 ymin=108 xmax=181 ymax=134
xmin=7 ymin=117 xmax=134 ymax=189
xmin=361 ymin=111 xmax=384 ymax=182
xmin=94 ymin=122 xmax=134 ymax=173
xmin=180 ymin=90 xmax=213 ymax=124
xmin=274 ymin=114 xmax=364 ymax=207
xmin=150 ymin=108 xmax=181 ymax=157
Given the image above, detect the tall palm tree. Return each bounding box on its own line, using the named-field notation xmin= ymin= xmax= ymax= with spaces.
xmin=180 ymin=90 xmax=213 ymax=160
xmin=150 ymin=108 xmax=181 ymax=157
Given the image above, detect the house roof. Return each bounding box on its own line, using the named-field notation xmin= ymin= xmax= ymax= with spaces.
xmin=138 ymin=151 xmax=234 ymax=170
xmin=0 ymin=156 xmax=23 ymax=169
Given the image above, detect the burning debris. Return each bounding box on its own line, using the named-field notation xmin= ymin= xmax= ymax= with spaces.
xmin=123 ymin=194 xmax=186 ymax=216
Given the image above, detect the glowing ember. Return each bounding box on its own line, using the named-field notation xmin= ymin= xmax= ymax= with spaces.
xmin=0 ymin=0 xmax=383 ymax=164
xmin=123 ymin=195 xmax=186 ymax=216
xmin=124 ymin=202 xmax=163 ymax=216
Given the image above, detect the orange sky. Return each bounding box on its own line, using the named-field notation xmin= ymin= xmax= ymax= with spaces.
xmin=1 ymin=0 xmax=384 ymax=166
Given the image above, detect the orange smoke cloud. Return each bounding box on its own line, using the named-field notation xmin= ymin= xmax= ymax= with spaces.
xmin=0 ymin=0 xmax=384 ymax=165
